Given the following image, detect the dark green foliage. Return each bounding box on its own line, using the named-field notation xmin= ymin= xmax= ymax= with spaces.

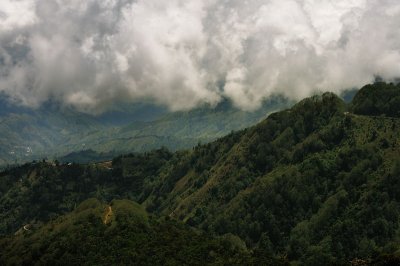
xmin=0 ymin=149 xmax=175 ymax=235
xmin=352 ymin=82 xmax=400 ymax=117
xmin=1 ymin=84 xmax=400 ymax=264
xmin=0 ymin=199 xmax=286 ymax=266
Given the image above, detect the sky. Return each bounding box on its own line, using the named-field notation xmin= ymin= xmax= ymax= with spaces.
xmin=0 ymin=0 xmax=399 ymax=113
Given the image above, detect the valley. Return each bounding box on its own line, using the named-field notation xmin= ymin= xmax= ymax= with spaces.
xmin=0 ymin=98 xmax=289 ymax=166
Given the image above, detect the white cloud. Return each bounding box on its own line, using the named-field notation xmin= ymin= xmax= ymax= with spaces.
xmin=0 ymin=0 xmax=399 ymax=112
xmin=0 ymin=0 xmax=37 ymax=31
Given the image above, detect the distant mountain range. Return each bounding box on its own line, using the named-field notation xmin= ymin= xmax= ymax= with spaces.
xmin=0 ymin=96 xmax=291 ymax=166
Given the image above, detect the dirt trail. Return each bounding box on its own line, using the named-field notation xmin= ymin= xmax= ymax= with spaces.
xmin=103 ymin=206 xmax=113 ymax=225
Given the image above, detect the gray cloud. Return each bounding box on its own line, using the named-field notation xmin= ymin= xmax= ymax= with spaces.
xmin=0 ymin=0 xmax=399 ymax=112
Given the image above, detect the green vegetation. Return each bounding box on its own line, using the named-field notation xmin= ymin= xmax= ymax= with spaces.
xmin=0 ymin=198 xmax=285 ymax=265
xmin=0 ymin=83 xmax=400 ymax=264
xmin=351 ymin=82 xmax=400 ymax=117
xmin=0 ymin=98 xmax=289 ymax=166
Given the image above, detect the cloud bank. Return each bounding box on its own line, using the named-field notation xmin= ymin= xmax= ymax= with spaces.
xmin=0 ymin=0 xmax=399 ymax=112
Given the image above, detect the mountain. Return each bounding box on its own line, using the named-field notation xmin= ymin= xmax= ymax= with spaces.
xmin=0 ymin=82 xmax=399 ymax=264
xmin=0 ymin=105 xmax=105 ymax=166
xmin=0 ymin=198 xmax=287 ymax=265
xmin=62 ymin=97 xmax=290 ymax=159
xmin=0 ymin=97 xmax=289 ymax=166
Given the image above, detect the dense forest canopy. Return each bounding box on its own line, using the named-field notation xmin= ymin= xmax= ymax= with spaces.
xmin=351 ymin=82 xmax=400 ymax=117
xmin=0 ymin=82 xmax=400 ymax=265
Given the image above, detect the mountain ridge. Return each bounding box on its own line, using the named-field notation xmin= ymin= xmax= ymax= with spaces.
xmin=0 ymin=82 xmax=399 ymax=264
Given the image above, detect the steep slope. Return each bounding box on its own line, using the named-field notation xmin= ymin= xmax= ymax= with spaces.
xmin=0 ymin=82 xmax=399 ymax=264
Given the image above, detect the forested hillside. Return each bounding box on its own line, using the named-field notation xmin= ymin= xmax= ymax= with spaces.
xmin=0 ymin=82 xmax=399 ymax=265
xmin=1 ymin=198 xmax=287 ymax=265
xmin=351 ymin=82 xmax=400 ymax=117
